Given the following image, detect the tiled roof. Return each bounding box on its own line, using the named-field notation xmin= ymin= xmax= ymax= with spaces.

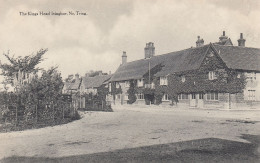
xmin=82 ymin=75 xmax=112 ymax=88
xmin=110 ymin=45 xmax=209 ymax=81
xmin=214 ymin=44 xmax=260 ymax=71
xmin=64 ymin=79 xmax=81 ymax=90
xmin=110 ymin=43 xmax=260 ymax=82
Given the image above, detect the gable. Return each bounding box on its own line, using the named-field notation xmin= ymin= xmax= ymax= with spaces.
xmin=199 ymin=45 xmax=227 ymax=72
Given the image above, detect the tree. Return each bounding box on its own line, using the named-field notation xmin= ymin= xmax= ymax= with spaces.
xmin=127 ymin=80 xmax=137 ymax=104
xmin=0 ymin=49 xmax=48 ymax=86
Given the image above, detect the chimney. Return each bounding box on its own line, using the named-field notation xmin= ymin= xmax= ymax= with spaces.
xmin=122 ymin=51 xmax=127 ymax=65
xmin=144 ymin=42 xmax=155 ymax=59
xmin=219 ymin=31 xmax=228 ymax=43
xmin=75 ymin=74 xmax=80 ymax=81
xmin=98 ymin=71 xmax=102 ymax=76
xmin=109 ymin=71 xmax=111 ymax=75
xmin=196 ymin=36 xmax=204 ymax=47
xmin=238 ymin=33 xmax=246 ymax=47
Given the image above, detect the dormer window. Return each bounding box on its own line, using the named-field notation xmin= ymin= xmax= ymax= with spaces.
xmin=181 ymin=76 xmax=186 ymax=82
xmin=160 ymin=76 xmax=168 ymax=85
xmin=209 ymin=71 xmax=217 ymax=80
xmin=125 ymin=81 xmax=130 ymax=88
xmin=137 ymin=79 xmax=144 ymax=87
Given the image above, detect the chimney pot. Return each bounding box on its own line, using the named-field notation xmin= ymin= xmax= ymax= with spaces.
xmin=223 ymin=31 xmax=225 ymax=36
xmin=122 ymin=51 xmax=127 ymax=64
xmin=238 ymin=33 xmax=246 ymax=47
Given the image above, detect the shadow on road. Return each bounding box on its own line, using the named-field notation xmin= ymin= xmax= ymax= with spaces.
xmin=2 ymin=135 xmax=260 ymax=163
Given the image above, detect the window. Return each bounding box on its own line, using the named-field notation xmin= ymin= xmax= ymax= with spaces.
xmin=206 ymin=92 xmax=218 ymax=101
xmin=247 ymin=90 xmax=256 ymax=101
xmin=199 ymin=93 xmax=204 ymax=99
xmin=246 ymin=72 xmax=256 ymax=81
xmin=162 ymin=94 xmax=169 ymax=101
xmin=116 ymin=82 xmax=120 ymax=88
xmin=208 ymin=71 xmax=217 ymax=80
xmin=137 ymin=93 xmax=144 ymax=100
xmin=105 ymin=84 xmax=108 ymax=88
xmin=181 ymin=76 xmax=186 ymax=82
xmin=160 ymin=76 xmax=168 ymax=85
xmin=191 ymin=93 xmax=196 ymax=99
xmin=125 ymin=94 xmax=129 ymax=100
xmin=137 ymin=79 xmax=144 ymax=87
xmin=125 ymin=81 xmax=130 ymax=88
xmin=178 ymin=93 xmax=188 ymax=100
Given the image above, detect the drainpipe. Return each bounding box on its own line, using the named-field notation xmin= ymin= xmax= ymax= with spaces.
xmin=228 ymin=93 xmax=231 ymax=109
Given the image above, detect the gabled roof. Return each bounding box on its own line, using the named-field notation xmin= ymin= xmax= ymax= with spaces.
xmin=213 ymin=44 xmax=260 ymax=71
xmin=63 ymin=79 xmax=81 ymax=90
xmin=82 ymin=75 xmax=112 ymax=89
xmin=110 ymin=43 xmax=260 ymax=82
xmin=110 ymin=45 xmax=209 ymax=81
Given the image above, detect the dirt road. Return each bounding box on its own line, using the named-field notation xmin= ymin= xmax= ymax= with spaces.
xmin=0 ymin=105 xmax=259 ymax=160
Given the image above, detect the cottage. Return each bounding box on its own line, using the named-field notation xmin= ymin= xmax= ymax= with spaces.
xmin=108 ymin=31 xmax=260 ymax=109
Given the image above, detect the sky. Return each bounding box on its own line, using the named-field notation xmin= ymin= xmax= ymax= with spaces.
xmin=0 ymin=0 xmax=259 ymax=80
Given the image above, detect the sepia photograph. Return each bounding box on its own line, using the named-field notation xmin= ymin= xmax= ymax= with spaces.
xmin=0 ymin=0 xmax=260 ymax=162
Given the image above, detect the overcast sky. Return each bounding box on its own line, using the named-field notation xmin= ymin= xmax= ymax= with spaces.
xmin=0 ymin=0 xmax=259 ymax=79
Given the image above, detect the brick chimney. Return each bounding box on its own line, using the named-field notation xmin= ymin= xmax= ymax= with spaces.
xmin=144 ymin=42 xmax=155 ymax=59
xmin=196 ymin=36 xmax=204 ymax=47
xmin=75 ymin=73 xmax=80 ymax=81
xmin=238 ymin=33 xmax=246 ymax=47
xmin=219 ymin=31 xmax=228 ymax=43
xmin=122 ymin=51 xmax=127 ymax=65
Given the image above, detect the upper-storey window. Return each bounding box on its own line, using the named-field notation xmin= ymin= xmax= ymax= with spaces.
xmin=246 ymin=72 xmax=256 ymax=81
xmin=137 ymin=79 xmax=144 ymax=87
xmin=116 ymin=82 xmax=120 ymax=88
xmin=209 ymin=71 xmax=217 ymax=80
xmin=125 ymin=81 xmax=130 ymax=88
xmin=160 ymin=76 xmax=168 ymax=85
xmin=181 ymin=75 xmax=186 ymax=82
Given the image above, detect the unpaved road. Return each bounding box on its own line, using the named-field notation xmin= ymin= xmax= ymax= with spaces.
xmin=0 ymin=105 xmax=260 ymax=160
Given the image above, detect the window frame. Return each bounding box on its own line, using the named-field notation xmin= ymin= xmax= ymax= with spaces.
xmin=160 ymin=76 xmax=168 ymax=85
xmin=137 ymin=79 xmax=144 ymax=87
xmin=208 ymin=71 xmax=217 ymax=80
xmin=162 ymin=94 xmax=169 ymax=101
xmin=206 ymin=92 xmax=219 ymax=101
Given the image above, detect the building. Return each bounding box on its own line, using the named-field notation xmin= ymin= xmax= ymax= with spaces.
xmin=108 ymin=31 xmax=260 ymax=109
xmin=80 ymin=74 xmax=112 ymax=108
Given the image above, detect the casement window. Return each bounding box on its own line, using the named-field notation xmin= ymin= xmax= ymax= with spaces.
xmin=178 ymin=93 xmax=189 ymax=100
xmin=116 ymin=82 xmax=120 ymax=88
xmin=206 ymin=92 xmax=219 ymax=101
xmin=208 ymin=71 xmax=217 ymax=80
xmin=247 ymin=90 xmax=256 ymax=101
xmin=160 ymin=76 xmax=168 ymax=85
xmin=191 ymin=93 xmax=196 ymax=99
xmin=246 ymin=72 xmax=256 ymax=80
xmin=136 ymin=93 xmax=144 ymax=100
xmin=137 ymin=79 xmax=144 ymax=87
xmin=125 ymin=81 xmax=130 ymax=88
xmin=162 ymin=94 xmax=169 ymax=101
xmin=181 ymin=76 xmax=186 ymax=82
xmin=199 ymin=93 xmax=204 ymax=99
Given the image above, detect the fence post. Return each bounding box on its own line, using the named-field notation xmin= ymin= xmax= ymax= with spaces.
xmin=15 ymin=105 xmax=18 ymax=127
xmin=35 ymin=105 xmax=38 ymax=123
xmin=62 ymin=102 xmax=64 ymax=120
xmin=52 ymin=103 xmax=55 ymax=122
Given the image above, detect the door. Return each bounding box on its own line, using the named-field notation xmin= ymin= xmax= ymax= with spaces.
xmin=190 ymin=93 xmax=197 ymax=107
xmin=197 ymin=93 xmax=204 ymax=108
